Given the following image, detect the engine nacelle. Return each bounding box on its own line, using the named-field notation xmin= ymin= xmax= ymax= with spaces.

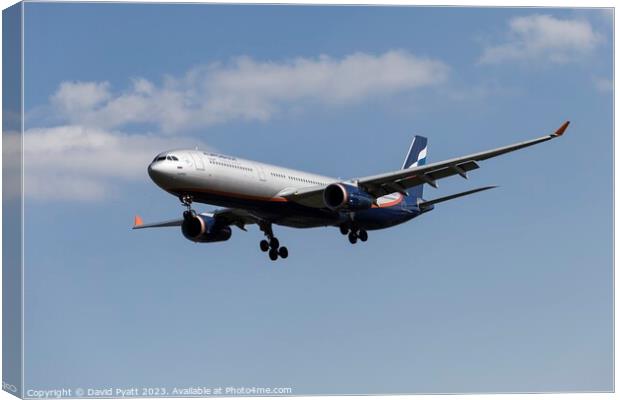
xmin=181 ymin=213 xmax=232 ymax=243
xmin=323 ymin=183 xmax=375 ymax=211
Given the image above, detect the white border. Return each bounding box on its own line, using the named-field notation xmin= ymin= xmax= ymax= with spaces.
xmin=0 ymin=2 xmax=615 ymax=400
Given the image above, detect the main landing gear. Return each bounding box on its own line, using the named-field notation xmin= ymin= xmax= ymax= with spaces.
xmin=259 ymin=222 xmax=288 ymax=261
xmin=339 ymin=224 xmax=368 ymax=244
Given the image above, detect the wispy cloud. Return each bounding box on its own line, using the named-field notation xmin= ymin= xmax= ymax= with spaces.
xmin=23 ymin=50 xmax=450 ymax=202
xmin=479 ymin=14 xmax=603 ymax=65
xmin=11 ymin=126 xmax=206 ymax=201
xmin=51 ymin=81 xmax=112 ymax=115
xmin=41 ymin=51 xmax=449 ymax=133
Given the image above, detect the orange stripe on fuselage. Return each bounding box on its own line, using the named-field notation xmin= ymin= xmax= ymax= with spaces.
xmin=173 ymin=187 xmax=288 ymax=202
xmin=177 ymin=187 xmax=403 ymax=207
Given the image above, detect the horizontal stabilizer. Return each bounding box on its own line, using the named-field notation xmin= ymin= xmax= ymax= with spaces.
xmin=418 ymin=186 xmax=497 ymax=209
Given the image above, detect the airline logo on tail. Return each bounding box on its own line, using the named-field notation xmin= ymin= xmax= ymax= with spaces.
xmin=410 ymin=146 xmax=427 ymax=167
xmin=403 ymin=135 xmax=428 ymax=169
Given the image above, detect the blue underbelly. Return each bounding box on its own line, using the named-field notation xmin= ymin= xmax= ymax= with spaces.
xmin=352 ymin=207 xmax=421 ymax=230
xmin=171 ymin=189 xmax=423 ymax=230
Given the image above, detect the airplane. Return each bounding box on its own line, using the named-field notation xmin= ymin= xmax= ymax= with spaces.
xmin=134 ymin=121 xmax=570 ymax=261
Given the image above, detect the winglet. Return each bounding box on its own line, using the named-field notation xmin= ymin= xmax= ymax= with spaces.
xmin=552 ymin=120 xmax=570 ymax=137
xmin=133 ymin=215 xmax=143 ymax=228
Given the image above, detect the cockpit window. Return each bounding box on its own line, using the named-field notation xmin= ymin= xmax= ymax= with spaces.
xmin=152 ymin=154 xmax=178 ymax=163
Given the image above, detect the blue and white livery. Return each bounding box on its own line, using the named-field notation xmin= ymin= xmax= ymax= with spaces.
xmin=134 ymin=121 xmax=569 ymax=261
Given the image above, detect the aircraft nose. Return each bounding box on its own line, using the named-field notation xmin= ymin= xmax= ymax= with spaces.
xmin=148 ymin=162 xmax=167 ymax=184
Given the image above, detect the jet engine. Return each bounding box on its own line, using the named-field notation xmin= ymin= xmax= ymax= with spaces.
xmin=181 ymin=212 xmax=232 ymax=243
xmin=323 ymin=183 xmax=375 ymax=211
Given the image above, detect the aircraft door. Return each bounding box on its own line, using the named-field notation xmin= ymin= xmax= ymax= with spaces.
xmin=257 ymin=166 xmax=267 ymax=182
xmin=191 ymin=152 xmax=205 ymax=171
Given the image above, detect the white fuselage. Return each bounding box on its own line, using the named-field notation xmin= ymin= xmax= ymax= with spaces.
xmin=148 ymin=149 xmax=339 ymax=203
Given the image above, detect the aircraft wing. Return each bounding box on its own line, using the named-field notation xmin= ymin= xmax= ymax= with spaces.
xmin=417 ymin=185 xmax=497 ymax=210
xmin=279 ymin=185 xmax=329 ymax=208
xmin=132 ymin=208 xmax=260 ymax=230
xmin=212 ymin=208 xmax=261 ymax=230
xmin=358 ymin=121 xmax=569 ymax=197
xmin=132 ymin=215 xmax=183 ymax=229
xmin=284 ymin=121 xmax=569 ymax=205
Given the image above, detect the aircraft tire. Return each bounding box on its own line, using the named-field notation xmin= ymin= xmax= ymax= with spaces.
xmin=260 ymin=240 xmax=270 ymax=252
xmin=358 ymin=230 xmax=368 ymax=242
xmin=348 ymin=232 xmax=358 ymax=244
xmin=278 ymin=246 xmax=288 ymax=259
xmin=270 ymin=237 xmax=280 ymax=249
xmin=269 ymin=248 xmax=279 ymax=261
xmin=339 ymin=225 xmax=349 ymax=235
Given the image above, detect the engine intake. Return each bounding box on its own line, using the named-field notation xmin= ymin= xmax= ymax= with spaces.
xmin=181 ymin=213 xmax=232 ymax=243
xmin=323 ymin=183 xmax=374 ymax=211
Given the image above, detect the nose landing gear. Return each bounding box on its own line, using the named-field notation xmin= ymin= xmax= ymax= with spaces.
xmin=180 ymin=195 xmax=194 ymax=211
xmin=259 ymin=222 xmax=288 ymax=261
xmin=339 ymin=224 xmax=368 ymax=245
xmin=180 ymin=195 xmax=196 ymax=219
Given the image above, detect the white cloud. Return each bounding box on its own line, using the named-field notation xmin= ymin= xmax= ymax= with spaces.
xmin=479 ymin=14 xmax=603 ymax=65
xmin=22 ymin=50 xmax=449 ymax=202
xmin=11 ymin=126 xmax=207 ymax=201
xmin=46 ymin=51 xmax=449 ymax=133
xmin=3 ymin=131 xmax=24 ymax=200
xmin=51 ymin=81 xmax=111 ymax=115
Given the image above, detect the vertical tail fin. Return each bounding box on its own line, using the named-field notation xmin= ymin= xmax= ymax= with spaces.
xmin=402 ymin=135 xmax=428 ymax=169
xmin=402 ymin=135 xmax=428 ymax=200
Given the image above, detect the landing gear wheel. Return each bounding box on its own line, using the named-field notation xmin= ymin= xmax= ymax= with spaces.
xmin=339 ymin=224 xmax=349 ymax=235
xmin=278 ymin=246 xmax=289 ymax=259
xmin=180 ymin=194 xmax=193 ymax=206
xmin=358 ymin=229 xmax=368 ymax=242
xmin=348 ymin=232 xmax=358 ymax=244
xmin=259 ymin=222 xmax=289 ymax=261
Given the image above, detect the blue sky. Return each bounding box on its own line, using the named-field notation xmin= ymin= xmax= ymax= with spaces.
xmin=18 ymin=3 xmax=612 ymax=394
